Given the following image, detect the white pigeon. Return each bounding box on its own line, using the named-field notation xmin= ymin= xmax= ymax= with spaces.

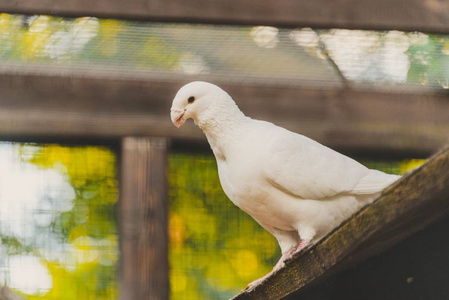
xmin=170 ymin=81 xmax=400 ymax=287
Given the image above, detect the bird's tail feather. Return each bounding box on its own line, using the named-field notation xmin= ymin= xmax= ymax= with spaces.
xmin=352 ymin=169 xmax=400 ymax=195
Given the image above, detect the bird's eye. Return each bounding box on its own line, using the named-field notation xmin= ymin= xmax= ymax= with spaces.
xmin=188 ymin=96 xmax=195 ymax=103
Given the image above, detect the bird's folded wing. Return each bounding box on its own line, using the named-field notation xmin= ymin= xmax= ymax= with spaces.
xmin=264 ymin=128 xmax=374 ymax=200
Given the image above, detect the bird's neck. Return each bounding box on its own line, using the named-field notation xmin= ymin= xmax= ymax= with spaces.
xmin=195 ymin=104 xmax=248 ymax=161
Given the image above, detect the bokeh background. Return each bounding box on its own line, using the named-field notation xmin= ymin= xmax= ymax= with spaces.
xmin=0 ymin=10 xmax=446 ymax=300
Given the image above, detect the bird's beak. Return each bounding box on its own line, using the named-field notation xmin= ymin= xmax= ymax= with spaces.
xmin=170 ymin=108 xmax=186 ymax=128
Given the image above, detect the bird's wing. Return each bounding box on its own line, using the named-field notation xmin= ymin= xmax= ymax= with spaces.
xmin=262 ymin=124 xmax=395 ymax=200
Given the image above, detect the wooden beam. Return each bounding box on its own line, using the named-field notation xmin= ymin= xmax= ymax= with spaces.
xmin=2 ymin=0 xmax=449 ymax=33
xmin=232 ymin=146 xmax=449 ymax=299
xmin=289 ymin=216 xmax=449 ymax=299
xmin=119 ymin=137 xmax=169 ymax=300
xmin=0 ymin=67 xmax=448 ymax=155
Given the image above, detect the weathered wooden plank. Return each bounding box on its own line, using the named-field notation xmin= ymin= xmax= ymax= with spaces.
xmin=119 ymin=137 xmax=169 ymax=300
xmin=232 ymin=146 xmax=449 ymax=299
xmin=287 ymin=216 xmax=449 ymax=300
xmin=0 ymin=68 xmax=448 ymax=155
xmin=2 ymin=0 xmax=449 ymax=33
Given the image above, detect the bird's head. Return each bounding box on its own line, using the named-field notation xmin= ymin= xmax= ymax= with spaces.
xmin=170 ymin=81 xmax=236 ymax=128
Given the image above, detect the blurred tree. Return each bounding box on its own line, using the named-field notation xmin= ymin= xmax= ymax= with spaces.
xmin=0 ymin=14 xmax=181 ymax=69
xmin=0 ymin=144 xmax=119 ymax=300
xmin=406 ymin=34 xmax=449 ymax=87
xmin=23 ymin=145 xmax=119 ymax=300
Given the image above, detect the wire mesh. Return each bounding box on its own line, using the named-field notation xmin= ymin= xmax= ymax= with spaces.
xmin=0 ymin=14 xmax=340 ymax=87
xmin=2 ymin=13 xmax=449 ymax=89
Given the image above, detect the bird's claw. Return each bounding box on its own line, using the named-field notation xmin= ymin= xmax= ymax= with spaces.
xmin=245 ymin=261 xmax=287 ymax=291
xmin=246 ymin=277 xmax=268 ymax=290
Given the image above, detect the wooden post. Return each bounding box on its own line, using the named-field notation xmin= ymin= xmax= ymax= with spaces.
xmin=120 ymin=137 xmax=169 ymax=300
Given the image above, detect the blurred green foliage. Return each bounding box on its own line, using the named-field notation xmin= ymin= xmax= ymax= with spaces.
xmin=0 ymin=14 xmax=180 ymax=69
xmin=168 ymin=154 xmax=279 ymax=299
xmin=0 ymin=144 xmax=119 ymax=300
xmin=27 ymin=145 xmax=118 ymax=300
xmin=406 ymin=35 xmax=449 ymax=87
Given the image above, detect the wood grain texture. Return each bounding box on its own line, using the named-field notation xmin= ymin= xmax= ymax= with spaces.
xmin=119 ymin=137 xmax=169 ymax=300
xmin=232 ymin=146 xmax=449 ymax=300
xmin=286 ymin=216 xmax=449 ymax=300
xmin=0 ymin=68 xmax=448 ymax=156
xmin=2 ymin=0 xmax=449 ymax=33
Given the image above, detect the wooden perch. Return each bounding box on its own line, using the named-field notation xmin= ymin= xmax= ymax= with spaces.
xmin=233 ymin=146 xmax=449 ymax=300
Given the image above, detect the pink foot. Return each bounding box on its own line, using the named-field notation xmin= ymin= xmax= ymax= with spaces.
xmin=247 ymin=272 xmax=272 ymax=289
xmin=246 ymin=241 xmax=312 ymax=289
xmin=246 ymin=247 xmax=296 ymax=289
xmin=293 ymin=239 xmax=310 ymax=254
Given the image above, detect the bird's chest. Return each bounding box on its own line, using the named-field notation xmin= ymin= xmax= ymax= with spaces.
xmin=216 ymin=158 xmax=270 ymax=214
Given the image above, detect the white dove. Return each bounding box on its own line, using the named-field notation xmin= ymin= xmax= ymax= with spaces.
xmin=170 ymin=81 xmax=400 ymax=287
